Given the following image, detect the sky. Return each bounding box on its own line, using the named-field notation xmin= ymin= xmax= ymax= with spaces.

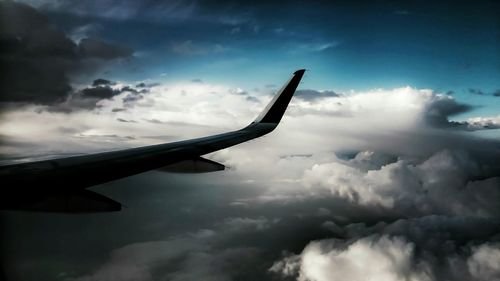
xmin=0 ymin=0 xmax=500 ymax=281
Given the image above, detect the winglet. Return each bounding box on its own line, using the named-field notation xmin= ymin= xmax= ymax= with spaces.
xmin=252 ymin=69 xmax=305 ymax=124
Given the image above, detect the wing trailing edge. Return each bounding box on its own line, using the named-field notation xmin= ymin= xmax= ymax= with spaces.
xmin=157 ymin=157 xmax=225 ymax=173
xmin=6 ymin=189 xmax=122 ymax=213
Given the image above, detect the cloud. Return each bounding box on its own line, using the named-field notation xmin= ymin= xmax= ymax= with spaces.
xmin=468 ymin=88 xmax=500 ymax=97
xmin=66 ymin=237 xmax=204 ymax=281
xmin=422 ymin=93 xmax=473 ymax=128
xmin=222 ymin=217 xmax=275 ymax=231
xmin=171 ymin=40 xmax=228 ymax=55
xmin=0 ymin=2 xmax=133 ymax=104
xmin=19 ymin=0 xmax=197 ymax=21
xmin=467 ymin=244 xmax=500 ymax=281
xmin=1 ymin=80 xmax=499 ymax=280
xmin=78 ymin=38 xmax=133 ymax=59
xmin=285 ymin=87 xmax=479 ymax=132
xmin=45 ymin=79 xmax=147 ymax=111
xmin=289 ymin=41 xmax=339 ymax=53
xmin=2 ymin=83 xmax=499 ymax=170
xmin=468 ymin=88 xmax=485 ymax=96
xmin=135 ymin=82 xmax=160 ymax=88
xmin=295 ymin=89 xmax=339 ymax=101
xmin=117 ymin=118 xmax=137 ymax=123
xmin=65 ymin=217 xmax=272 ymax=281
xmin=69 ymin=23 xmax=101 ymax=42
xmin=0 ymin=81 xmax=260 ymax=157
xmin=465 ymin=116 xmax=500 ymax=130
xmin=300 ymin=149 xmax=500 ymax=217
xmin=80 ymin=86 xmax=121 ymax=99
xmin=271 ymin=235 xmax=431 ymax=281
xmin=271 ymin=216 xmax=500 ymax=281
xmin=2 ymin=1 xmax=499 ymax=280
xmin=92 ymin=78 xmax=115 ymax=87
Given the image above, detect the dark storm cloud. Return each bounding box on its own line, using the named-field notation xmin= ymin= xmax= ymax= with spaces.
xmin=419 ymin=94 xmax=500 ymax=131
xmin=44 ymin=78 xmax=148 ymax=112
xmin=0 ymin=1 xmax=75 ymax=103
xmin=92 ymin=78 xmax=114 ymax=86
xmin=80 ymin=86 xmax=120 ymax=99
xmin=0 ymin=2 xmax=133 ymax=104
xmin=423 ymin=96 xmax=474 ymax=128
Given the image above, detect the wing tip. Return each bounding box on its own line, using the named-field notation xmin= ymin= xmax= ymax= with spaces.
xmin=251 ymin=69 xmax=305 ymax=125
xmin=294 ymin=69 xmax=306 ymax=75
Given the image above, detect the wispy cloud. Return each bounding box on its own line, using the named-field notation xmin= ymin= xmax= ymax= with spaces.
xmin=171 ymin=40 xmax=229 ymax=55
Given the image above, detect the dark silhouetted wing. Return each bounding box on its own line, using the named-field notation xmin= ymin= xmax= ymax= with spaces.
xmin=0 ymin=70 xmax=305 ymax=212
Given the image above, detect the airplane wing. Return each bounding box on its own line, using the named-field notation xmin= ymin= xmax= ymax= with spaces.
xmin=0 ymin=69 xmax=306 ymax=212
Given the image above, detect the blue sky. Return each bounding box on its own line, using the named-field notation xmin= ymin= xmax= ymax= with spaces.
xmin=15 ymin=0 xmax=500 ymax=116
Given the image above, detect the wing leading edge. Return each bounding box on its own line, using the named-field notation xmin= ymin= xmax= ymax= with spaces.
xmin=0 ymin=69 xmax=306 ymax=212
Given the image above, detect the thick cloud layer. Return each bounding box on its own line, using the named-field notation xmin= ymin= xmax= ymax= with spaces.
xmin=301 ymin=150 xmax=500 ymax=217
xmin=1 ymin=80 xmax=499 ymax=281
xmin=271 ymin=216 xmax=500 ymax=281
